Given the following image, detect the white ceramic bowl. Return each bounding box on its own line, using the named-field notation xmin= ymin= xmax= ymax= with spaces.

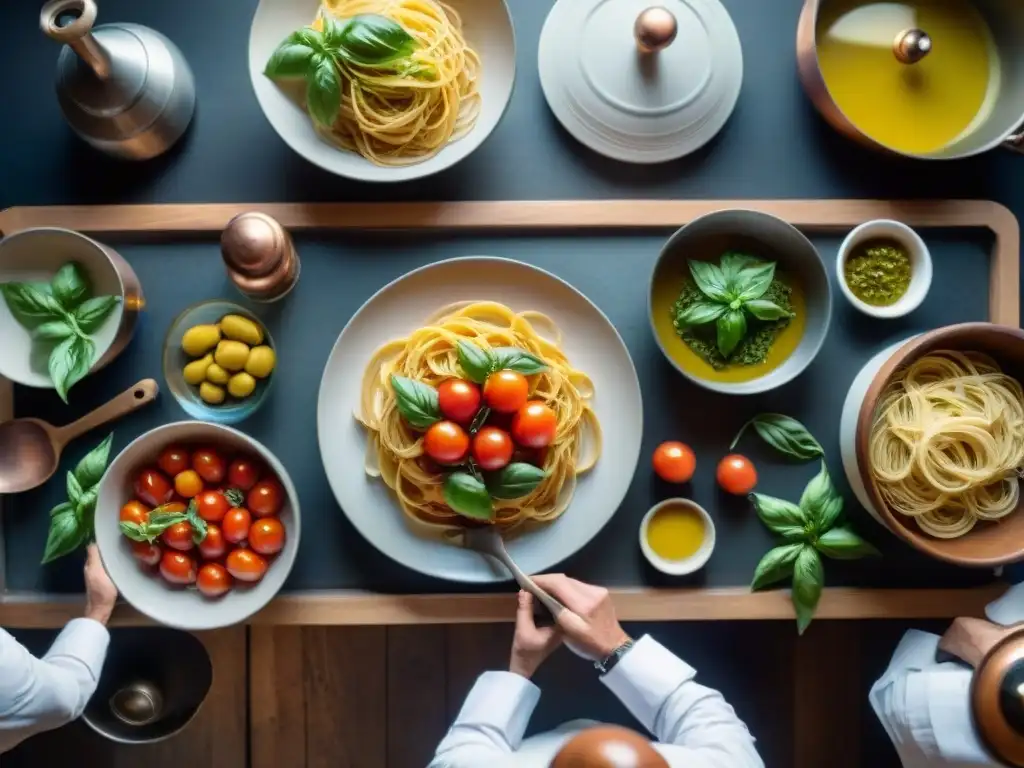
xmin=836 ymin=220 xmax=932 ymax=319
xmin=638 ymin=498 xmax=716 ymax=576
xmin=95 ymin=422 xmax=301 ymax=630
xmin=248 ymin=0 xmax=516 ymax=182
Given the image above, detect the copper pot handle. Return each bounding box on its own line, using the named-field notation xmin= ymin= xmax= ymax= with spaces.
xmin=939 ymin=617 xmax=1019 ymax=668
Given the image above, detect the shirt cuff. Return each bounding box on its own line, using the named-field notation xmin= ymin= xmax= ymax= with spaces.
xmin=600 ymin=635 xmax=696 ymax=733
xmin=45 ymin=618 xmax=110 ymax=682
xmin=453 ymin=671 xmax=540 ymax=749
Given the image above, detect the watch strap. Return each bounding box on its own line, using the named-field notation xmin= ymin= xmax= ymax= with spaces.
xmin=594 ymin=638 xmax=635 ymax=675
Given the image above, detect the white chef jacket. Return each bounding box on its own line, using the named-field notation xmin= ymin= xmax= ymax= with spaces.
xmin=429 ymin=634 xmax=764 ymax=768
xmin=0 ymin=618 xmax=110 ymax=754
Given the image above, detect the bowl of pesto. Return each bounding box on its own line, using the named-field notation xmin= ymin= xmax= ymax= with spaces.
xmin=836 ymin=220 xmax=932 ymax=320
xmin=648 ymin=209 xmax=832 ymax=395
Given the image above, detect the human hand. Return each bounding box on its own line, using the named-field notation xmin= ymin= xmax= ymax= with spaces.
xmin=510 ymin=591 xmax=562 ymax=679
xmin=531 ymin=574 xmax=630 ymax=659
xmin=83 ymin=544 xmax=117 ymax=625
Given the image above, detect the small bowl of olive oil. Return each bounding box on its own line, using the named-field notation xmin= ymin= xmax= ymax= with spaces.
xmin=639 ymin=498 xmax=716 ymax=576
xmin=837 ymin=220 xmax=932 ymax=319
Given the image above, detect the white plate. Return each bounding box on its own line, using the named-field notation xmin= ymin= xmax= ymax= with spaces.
xmin=317 ymin=257 xmax=643 ymax=582
xmin=248 ymin=0 xmax=516 ymax=183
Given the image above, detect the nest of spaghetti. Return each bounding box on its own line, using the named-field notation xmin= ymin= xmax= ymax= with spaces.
xmin=355 ymin=302 xmax=602 ymax=535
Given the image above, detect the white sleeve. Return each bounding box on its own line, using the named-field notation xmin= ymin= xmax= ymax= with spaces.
xmin=601 ymin=635 xmax=764 ymax=768
xmin=0 ymin=619 xmax=110 ymax=746
xmin=428 ymin=671 xmax=539 ymax=768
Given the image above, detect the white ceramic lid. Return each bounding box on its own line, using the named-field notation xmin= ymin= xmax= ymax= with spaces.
xmin=539 ymin=0 xmax=743 ymax=163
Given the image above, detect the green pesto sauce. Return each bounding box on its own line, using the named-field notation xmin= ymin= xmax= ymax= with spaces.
xmin=843 ymin=240 xmax=912 ymax=307
xmin=671 ymin=278 xmax=794 ymax=370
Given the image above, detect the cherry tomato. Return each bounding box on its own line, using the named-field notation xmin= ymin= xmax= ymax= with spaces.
xmin=472 ymin=427 xmax=514 ymax=471
xmin=653 ymin=441 xmax=697 ymax=484
xmin=227 ymin=458 xmax=260 ymax=491
xmin=174 ymin=469 xmax=204 ymax=498
xmin=159 ymin=551 xmax=197 ymax=585
xmin=160 ymin=501 xmax=188 ymax=515
xmin=717 ymin=454 xmax=758 ymax=495
xmin=199 ymin=523 xmax=227 ymax=560
xmin=119 ymin=500 xmax=150 ymax=527
xmin=248 ymin=479 xmax=284 ymax=518
xmin=424 ymin=421 xmax=470 ymax=465
xmin=511 ymin=401 xmax=558 ymax=448
xmin=196 ymin=490 xmax=230 ymax=523
xmin=192 ymin=449 xmax=226 ymax=484
xmin=157 ymin=446 xmax=190 ymax=478
xmin=249 ymin=518 xmax=286 ymax=556
xmin=483 ymin=371 xmax=529 ymax=413
xmin=438 ymin=379 xmax=482 ymax=423
xmin=162 ymin=521 xmax=195 ymax=552
xmin=130 ymin=540 xmax=162 ymax=567
xmin=226 ymin=548 xmax=268 ymax=583
xmin=134 ymin=469 xmax=173 ymax=508
xmin=197 ymin=563 xmax=232 ymax=598
xmin=222 ymin=507 xmax=252 ymax=544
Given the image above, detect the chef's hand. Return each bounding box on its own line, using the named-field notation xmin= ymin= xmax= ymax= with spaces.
xmin=532 ymin=574 xmax=631 ymax=659
xmin=84 ymin=544 xmax=118 ymax=626
xmin=510 ymin=591 xmax=562 ymax=679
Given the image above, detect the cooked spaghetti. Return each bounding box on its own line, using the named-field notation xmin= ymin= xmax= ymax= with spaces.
xmin=314 ymin=0 xmax=481 ymax=166
xmin=869 ymin=351 xmax=1024 ymax=539
xmin=355 ymin=302 xmax=601 ymax=534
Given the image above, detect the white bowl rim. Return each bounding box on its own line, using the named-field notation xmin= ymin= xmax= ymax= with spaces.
xmin=638 ymin=498 xmax=716 ymax=576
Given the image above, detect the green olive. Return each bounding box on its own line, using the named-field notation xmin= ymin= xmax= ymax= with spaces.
xmin=220 ymin=314 xmax=264 ymax=346
xmin=214 ymin=340 xmax=250 ymax=372
xmin=206 ymin=363 xmax=230 ymax=385
xmin=182 ymin=324 xmax=221 ymax=357
xmin=245 ymin=345 xmax=276 ymax=379
xmin=183 ymin=354 xmax=213 ymax=386
xmin=228 ymin=372 xmax=257 ymax=398
xmin=199 ymin=381 xmax=226 ymax=405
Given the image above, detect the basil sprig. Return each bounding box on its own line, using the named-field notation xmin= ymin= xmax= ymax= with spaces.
xmin=390 ymin=374 xmax=441 ymax=429
xmin=1 ymin=263 xmax=120 ymax=403
xmin=731 ymin=413 xmax=824 ymax=461
xmin=456 ymin=340 xmax=549 ymax=384
xmin=676 ymin=253 xmax=794 ymax=359
xmin=43 ymin=434 xmax=113 ymax=564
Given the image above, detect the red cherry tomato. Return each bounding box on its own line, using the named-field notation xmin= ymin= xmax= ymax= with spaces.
xmin=483 ymin=371 xmax=529 ymax=413
xmin=130 ymin=540 xmax=162 ymax=567
xmin=196 ymin=490 xmax=230 ymax=523
xmin=198 ymin=523 xmax=227 ymax=560
xmin=192 ymin=449 xmax=226 ymax=484
xmin=197 ymin=563 xmax=232 ymax=598
xmin=716 ymin=454 xmax=758 ymax=495
xmin=157 ymin=446 xmax=190 ymax=478
xmin=472 ymin=427 xmax=514 ymax=471
xmin=222 ymin=508 xmax=252 ymax=544
xmin=511 ymin=401 xmax=558 ymax=448
xmin=438 ymin=379 xmax=482 ymax=423
xmin=227 ymin=458 xmax=260 ymax=491
xmin=226 ymin=549 xmax=268 ymax=583
xmin=119 ymin=500 xmax=150 ymax=527
xmin=162 ymin=521 xmax=195 ymax=552
xmin=423 ymin=421 xmax=470 ymax=465
xmin=159 ymin=551 xmax=197 ymax=585
xmin=653 ymin=442 xmax=697 ymax=484
xmin=249 ymin=518 xmax=286 ymax=556
xmin=133 ymin=469 xmax=173 ymax=508
xmin=248 ymin=479 xmax=285 ymax=518
xmin=174 ymin=469 xmax=204 ymax=499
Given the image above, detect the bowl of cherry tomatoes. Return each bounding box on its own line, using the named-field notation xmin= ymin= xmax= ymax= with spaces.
xmin=94 ymin=421 xmax=300 ymax=630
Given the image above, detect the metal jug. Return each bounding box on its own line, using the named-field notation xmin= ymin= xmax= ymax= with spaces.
xmin=40 ymin=0 xmax=196 ymax=160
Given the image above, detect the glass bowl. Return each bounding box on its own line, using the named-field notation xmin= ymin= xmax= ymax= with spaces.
xmin=162 ymin=300 xmax=275 ymax=424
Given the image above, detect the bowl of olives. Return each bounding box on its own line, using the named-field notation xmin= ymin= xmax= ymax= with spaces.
xmin=162 ymin=300 xmax=277 ymax=424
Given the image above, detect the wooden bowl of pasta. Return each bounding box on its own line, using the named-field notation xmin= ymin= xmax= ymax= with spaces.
xmin=853 ymin=323 xmax=1024 ymax=567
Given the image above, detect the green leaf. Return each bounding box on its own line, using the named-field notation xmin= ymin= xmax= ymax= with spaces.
xmin=306 ymin=53 xmax=342 ymax=128
xmin=335 ymin=13 xmax=417 ymax=66
xmin=186 ymin=499 xmax=208 ymax=544
xmin=735 ymin=261 xmax=776 ymax=302
xmin=457 ymin=340 xmax=494 ymax=384
xmin=486 ymin=463 xmax=547 ymax=499
xmin=389 ymin=374 xmax=441 ymax=429
xmin=815 ymin=526 xmax=881 ymax=560
xmin=225 ymin=488 xmax=245 ymax=508
xmin=73 ymin=295 xmax=118 ymax=334
xmin=119 ymin=511 xmax=189 ymax=543
xmin=816 ymin=495 xmax=844 ymax=533
xmin=1 ymin=282 xmax=66 ymax=329
xmin=730 ymin=413 xmax=824 ymax=461
xmin=66 ymin=472 xmax=83 ymax=506
xmin=800 ymin=461 xmax=841 ymax=531
xmin=720 ymin=252 xmax=759 ymax=289
xmin=74 ymin=433 xmax=113 ymax=490
xmin=490 ymin=347 xmax=549 ymax=375
xmin=264 ymin=41 xmax=316 ymax=78
xmin=750 ymin=493 xmax=809 ymax=538
xmin=33 ymin=319 xmax=76 ymax=342
xmin=675 ymin=300 xmax=728 ymax=328
xmin=792 ymin=546 xmax=824 ymax=635
xmin=48 ymin=335 xmax=94 ymax=403
xmin=751 ymin=543 xmax=803 ymax=590
xmin=443 ymin=472 xmax=493 ymax=521
xmin=50 ymin=262 xmax=90 ymax=309
xmin=49 ymin=501 xmax=74 ymax=520
xmin=744 ymin=299 xmax=793 ymax=321
xmin=716 ymin=309 xmax=747 ymax=359
xmin=688 ymin=261 xmax=732 ymax=303
xmin=42 ymin=505 xmax=86 ymax=564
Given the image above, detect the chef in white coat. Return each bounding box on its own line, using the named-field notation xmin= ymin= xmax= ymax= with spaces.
xmin=430 ymin=574 xmax=764 ymax=768
xmin=0 ymin=544 xmax=117 ymax=754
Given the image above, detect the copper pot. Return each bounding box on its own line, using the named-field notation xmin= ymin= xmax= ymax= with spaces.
xmin=796 ymin=0 xmax=1024 ymax=159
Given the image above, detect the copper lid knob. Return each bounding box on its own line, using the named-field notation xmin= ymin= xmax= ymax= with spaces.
xmin=894 ymin=28 xmax=931 ymax=64
xmin=220 ymin=212 xmax=300 ymax=303
xmin=635 ymin=7 xmax=678 ymax=54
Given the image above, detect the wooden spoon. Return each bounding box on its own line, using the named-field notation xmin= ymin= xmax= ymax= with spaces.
xmin=0 ymin=379 xmax=158 ymax=494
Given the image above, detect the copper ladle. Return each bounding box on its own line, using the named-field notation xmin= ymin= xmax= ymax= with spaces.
xmin=0 ymin=379 xmax=158 ymax=494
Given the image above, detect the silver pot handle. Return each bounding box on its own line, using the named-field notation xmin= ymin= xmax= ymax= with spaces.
xmin=1002 ymin=126 xmax=1024 ymax=154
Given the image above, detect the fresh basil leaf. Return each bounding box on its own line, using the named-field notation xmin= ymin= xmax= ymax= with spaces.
xmin=800 ymin=461 xmax=840 ymax=531
xmin=321 ymin=16 xmax=346 ymax=48
xmin=74 ymin=295 xmax=118 ymax=334
xmin=48 ymin=335 xmax=94 ymax=403
xmin=716 ymin=309 xmax=747 ymax=359
xmin=688 ymin=261 xmax=732 ymax=303
xmin=33 ymin=319 xmax=76 ymax=342
xmin=292 ymin=27 xmax=327 ymax=51
xmin=491 ymin=347 xmax=549 ymax=375
xmin=443 ymin=472 xmax=493 ymax=521
xmin=49 ymin=500 xmax=75 ymax=520
xmin=720 ymin=252 xmax=758 ymax=289
xmin=751 ymin=542 xmax=803 ymax=590
xmin=792 ymin=545 xmax=824 ymax=635
xmin=750 ymin=493 xmax=808 ymax=537
xmin=42 ymin=505 xmax=86 ymax=564
xmin=66 ymin=472 xmax=83 ymax=506
xmin=486 ymin=462 xmax=547 ymax=500
xmin=336 ymin=13 xmax=417 ymax=66
xmin=457 ymin=340 xmax=494 ymax=383
xmin=735 ymin=261 xmax=776 ymax=302
xmin=744 ymin=299 xmax=792 ymax=321
xmin=731 ymin=413 xmax=824 ymax=461
xmin=306 ymin=53 xmax=342 ymax=128
xmin=815 ymin=526 xmax=881 ymax=560
xmin=469 ymin=406 xmax=491 ymax=434
xmin=74 ymin=433 xmax=113 ymax=490
xmin=390 ymin=374 xmax=441 ymax=429
xmin=120 ymin=512 xmax=189 ymax=543
xmin=50 ymin=262 xmax=90 ymax=309
xmin=186 ymin=499 xmax=208 ymax=544
xmin=675 ymin=300 xmax=728 ymax=328
xmin=265 ymin=41 xmax=316 ymax=78
xmin=1 ymin=282 xmax=66 ymax=329
xmin=816 ymin=495 xmax=843 ymax=533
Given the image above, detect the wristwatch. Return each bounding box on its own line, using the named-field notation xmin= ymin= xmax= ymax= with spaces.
xmin=594 ymin=637 xmax=635 ymax=675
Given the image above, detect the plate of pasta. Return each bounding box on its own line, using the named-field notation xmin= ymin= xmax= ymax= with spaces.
xmin=316 ymin=257 xmax=642 ymax=582
xmin=248 ymin=0 xmax=515 ymax=181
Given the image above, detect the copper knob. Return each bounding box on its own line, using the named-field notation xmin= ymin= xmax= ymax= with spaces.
xmin=221 ymin=212 xmax=300 ymax=302
xmin=894 ymin=28 xmax=931 ymax=64
xmin=635 ymin=7 xmax=677 ymax=54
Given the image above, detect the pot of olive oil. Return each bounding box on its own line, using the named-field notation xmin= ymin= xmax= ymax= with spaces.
xmin=797 ymin=0 xmax=1024 ymax=158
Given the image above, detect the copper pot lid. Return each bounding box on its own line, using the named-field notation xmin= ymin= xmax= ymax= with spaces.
xmin=538 ymin=0 xmax=743 ymax=164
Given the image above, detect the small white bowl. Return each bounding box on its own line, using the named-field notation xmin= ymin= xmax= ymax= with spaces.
xmin=836 ymin=220 xmax=932 ymax=319
xmin=639 ymin=498 xmax=716 ymax=576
